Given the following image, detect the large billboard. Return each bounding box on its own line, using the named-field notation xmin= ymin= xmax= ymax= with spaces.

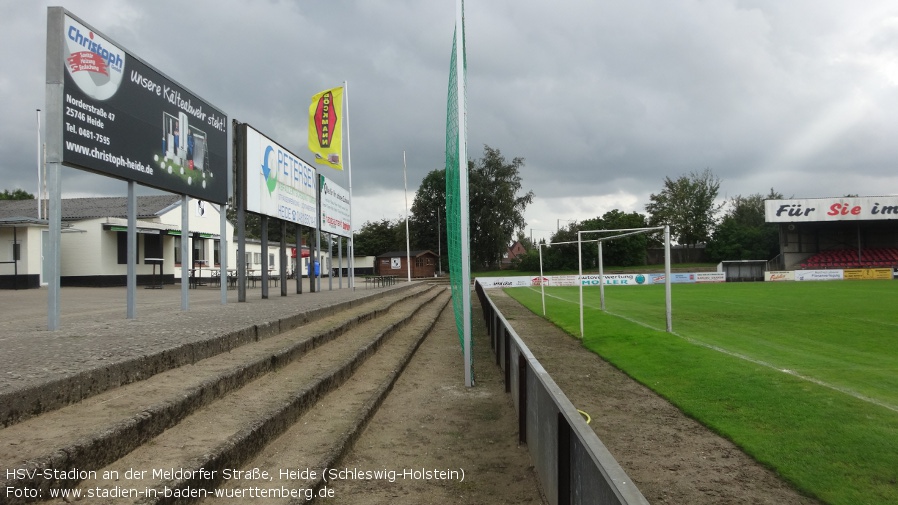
xmin=319 ymin=174 xmax=351 ymax=237
xmin=765 ymin=197 xmax=898 ymax=223
xmin=243 ymin=124 xmax=318 ymax=227
xmin=51 ymin=9 xmax=228 ymax=203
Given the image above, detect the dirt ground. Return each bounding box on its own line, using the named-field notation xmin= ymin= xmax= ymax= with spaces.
xmin=328 ymin=289 xmax=822 ymax=505
xmin=324 ymin=300 xmax=546 ymax=504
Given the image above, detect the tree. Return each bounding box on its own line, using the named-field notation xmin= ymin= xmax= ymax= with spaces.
xmin=526 ymin=210 xmax=649 ymax=272
xmin=0 ymin=188 xmax=35 ymax=200
xmin=467 ymin=145 xmax=534 ymax=269
xmin=645 ymin=168 xmax=722 ymax=249
xmin=409 ymin=169 xmax=446 ymax=259
xmin=706 ymin=189 xmax=783 ymax=262
xmin=594 ymin=210 xmax=649 ymax=267
xmin=352 ymin=218 xmax=405 ymax=257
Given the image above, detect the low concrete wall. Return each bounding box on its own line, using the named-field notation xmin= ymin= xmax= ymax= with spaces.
xmin=474 ymin=281 xmax=649 ymax=505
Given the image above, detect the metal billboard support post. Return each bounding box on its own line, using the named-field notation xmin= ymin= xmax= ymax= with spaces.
xmin=220 ymin=202 xmax=228 ymax=304
xmin=235 ymin=123 xmax=247 ymax=303
xmin=181 ymin=195 xmax=189 ymax=311
xmin=47 ymin=161 xmax=61 ymax=331
xmin=338 ymin=237 xmax=343 ymax=288
xmin=45 ymin=8 xmax=64 ymax=331
xmin=261 ymin=215 xmax=269 ymax=299
xmin=328 ymin=233 xmax=333 ymax=291
xmin=293 ymin=223 xmax=302 ymax=295
xmin=315 ymin=180 xmax=321 ymax=293
xmin=126 ymin=181 xmax=136 ymax=319
xmin=281 ymin=220 xmax=288 ymax=297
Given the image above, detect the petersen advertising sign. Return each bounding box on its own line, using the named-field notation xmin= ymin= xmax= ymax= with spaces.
xmin=50 ymin=8 xmax=228 ymax=203
xmin=243 ymin=124 xmax=317 ymax=227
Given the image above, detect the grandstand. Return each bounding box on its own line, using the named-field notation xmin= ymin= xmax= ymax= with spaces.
xmin=799 ymin=247 xmax=898 ymax=270
xmin=765 ymin=196 xmax=898 ymax=270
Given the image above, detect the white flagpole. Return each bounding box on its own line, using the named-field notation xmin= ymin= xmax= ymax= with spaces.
xmin=36 ymin=109 xmax=42 ymax=220
xmin=404 ymin=151 xmax=411 ymax=283
xmin=344 ymin=80 xmax=354 ymax=289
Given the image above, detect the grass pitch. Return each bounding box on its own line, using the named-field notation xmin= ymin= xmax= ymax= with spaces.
xmin=505 ymin=281 xmax=898 ymax=505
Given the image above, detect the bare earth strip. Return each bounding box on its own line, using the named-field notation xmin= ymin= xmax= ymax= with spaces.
xmin=323 ymin=298 xmax=547 ymax=505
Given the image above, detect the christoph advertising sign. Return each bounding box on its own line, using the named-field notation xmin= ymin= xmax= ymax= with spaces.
xmin=49 ymin=8 xmax=228 ymax=203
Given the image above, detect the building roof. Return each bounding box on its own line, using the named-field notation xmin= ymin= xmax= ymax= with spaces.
xmin=0 ymin=196 xmax=181 ymax=221
xmin=0 ymin=216 xmax=48 ymax=228
xmin=376 ymin=250 xmax=436 ymax=258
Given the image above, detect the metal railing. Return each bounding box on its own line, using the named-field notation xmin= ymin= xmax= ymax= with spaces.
xmin=474 ymin=280 xmax=649 ymax=505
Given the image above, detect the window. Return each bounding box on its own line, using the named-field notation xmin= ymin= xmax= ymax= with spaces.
xmin=117 ymin=232 xmax=140 ymax=264
xmin=415 ymin=257 xmax=424 ymax=267
xmin=144 ymin=234 xmax=162 ymax=262
xmin=245 ymin=252 xmax=253 ymax=266
xmin=269 ymin=253 xmax=275 ymax=267
xmin=193 ymin=237 xmax=206 ymax=265
xmin=254 ymin=252 xmax=262 ymax=264
xmin=174 ymin=236 xmax=182 ymax=265
xmin=214 ymin=240 xmax=221 ymax=266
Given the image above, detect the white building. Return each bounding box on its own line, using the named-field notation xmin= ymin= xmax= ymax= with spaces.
xmin=0 ymin=196 xmax=328 ymax=288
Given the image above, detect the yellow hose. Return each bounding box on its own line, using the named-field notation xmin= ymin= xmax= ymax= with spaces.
xmin=577 ymin=409 xmax=591 ymax=425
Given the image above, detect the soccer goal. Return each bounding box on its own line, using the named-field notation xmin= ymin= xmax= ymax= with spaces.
xmin=575 ymin=226 xmax=672 ymax=338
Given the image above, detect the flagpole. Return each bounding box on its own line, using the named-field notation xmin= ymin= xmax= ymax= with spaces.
xmin=36 ymin=109 xmax=42 ymax=220
xmin=344 ymin=80 xmax=354 ymax=289
xmin=403 ymin=150 xmax=411 ymax=283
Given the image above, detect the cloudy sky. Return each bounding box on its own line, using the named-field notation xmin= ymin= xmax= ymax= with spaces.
xmin=3 ymin=1 xmax=898 ymax=244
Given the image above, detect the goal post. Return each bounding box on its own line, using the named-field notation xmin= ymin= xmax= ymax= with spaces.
xmin=576 ymin=225 xmax=672 ymax=338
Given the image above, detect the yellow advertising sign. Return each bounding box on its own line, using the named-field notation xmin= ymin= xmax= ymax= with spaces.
xmin=308 ymin=86 xmax=343 ymax=170
xmin=843 ymin=268 xmax=893 ymax=280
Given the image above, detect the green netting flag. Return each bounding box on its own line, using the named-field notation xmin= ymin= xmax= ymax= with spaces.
xmin=445 ymin=1 xmax=473 ymax=386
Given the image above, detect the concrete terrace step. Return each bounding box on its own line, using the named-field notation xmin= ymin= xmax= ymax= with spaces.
xmin=1 ymin=283 xmax=422 ymax=428
xmin=202 ymin=289 xmax=451 ymax=504
xmin=0 ymin=285 xmax=448 ymax=503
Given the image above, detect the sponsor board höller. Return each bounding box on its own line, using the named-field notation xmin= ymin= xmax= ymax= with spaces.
xmin=579 ymin=274 xmax=649 ymax=286
xmin=56 ymin=10 xmax=228 ymax=203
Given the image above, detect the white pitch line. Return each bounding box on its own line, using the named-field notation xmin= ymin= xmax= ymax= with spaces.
xmin=527 ymin=287 xmax=898 ymax=414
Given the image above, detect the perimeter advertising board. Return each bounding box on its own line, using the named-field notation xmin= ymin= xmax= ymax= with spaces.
xmin=319 ymin=175 xmax=351 ymax=237
xmin=477 ymin=271 xmax=725 ymax=288
xmin=795 ymin=270 xmax=844 ymax=281
xmin=243 ymin=124 xmax=317 ymax=227
xmin=51 ymin=9 xmax=228 ymax=203
xmin=765 ymin=196 xmax=898 ymax=223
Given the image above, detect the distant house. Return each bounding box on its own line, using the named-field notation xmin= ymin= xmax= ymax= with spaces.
xmin=500 ymin=240 xmax=528 ymax=269
xmin=375 ymin=250 xmax=438 ymax=278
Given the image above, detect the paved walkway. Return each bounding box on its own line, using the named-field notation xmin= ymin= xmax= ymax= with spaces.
xmin=0 ymin=279 xmax=408 ymax=398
